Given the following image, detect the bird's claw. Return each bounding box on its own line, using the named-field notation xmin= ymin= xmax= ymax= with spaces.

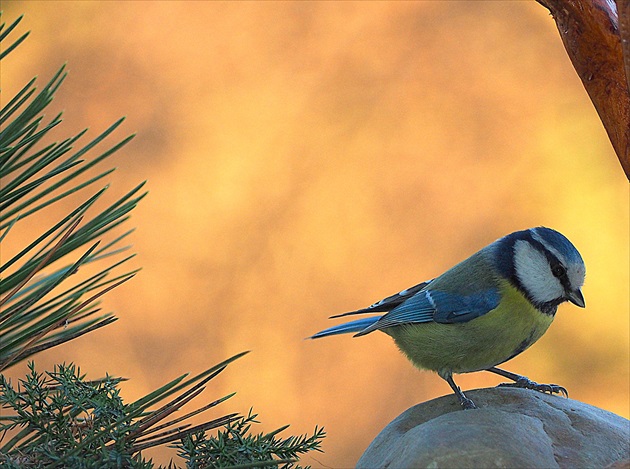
xmin=498 ymin=377 xmax=568 ymax=397
xmin=459 ymin=397 xmax=478 ymax=410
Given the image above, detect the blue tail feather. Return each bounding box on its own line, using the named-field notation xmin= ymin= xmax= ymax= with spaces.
xmin=310 ymin=316 xmax=381 ymax=339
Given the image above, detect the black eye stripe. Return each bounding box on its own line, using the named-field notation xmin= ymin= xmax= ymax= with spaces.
xmin=526 ymin=237 xmax=572 ymax=289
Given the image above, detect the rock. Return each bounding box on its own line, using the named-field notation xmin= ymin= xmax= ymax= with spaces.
xmin=357 ymin=387 xmax=630 ymax=469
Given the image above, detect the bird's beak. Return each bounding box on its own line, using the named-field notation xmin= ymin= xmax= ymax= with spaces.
xmin=567 ymin=288 xmax=585 ymax=308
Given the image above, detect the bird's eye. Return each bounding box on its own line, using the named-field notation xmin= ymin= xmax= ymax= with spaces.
xmin=551 ymin=265 xmax=566 ymax=278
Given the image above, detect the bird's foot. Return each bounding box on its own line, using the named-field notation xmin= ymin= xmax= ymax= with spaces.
xmin=443 ymin=373 xmax=479 ymax=410
xmin=498 ymin=376 xmax=568 ymax=397
xmin=458 ymin=395 xmax=477 ymax=410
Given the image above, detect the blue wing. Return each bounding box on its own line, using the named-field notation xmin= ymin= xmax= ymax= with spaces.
xmin=354 ymin=287 xmax=501 ymax=336
xmin=429 ymin=289 xmax=502 ymax=323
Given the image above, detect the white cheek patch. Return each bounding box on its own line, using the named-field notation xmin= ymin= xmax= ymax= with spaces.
xmin=514 ymin=240 xmax=564 ymax=304
xmin=568 ymin=265 xmax=586 ymax=289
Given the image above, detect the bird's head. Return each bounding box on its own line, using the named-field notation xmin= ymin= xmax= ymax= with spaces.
xmin=494 ymin=227 xmax=586 ymax=313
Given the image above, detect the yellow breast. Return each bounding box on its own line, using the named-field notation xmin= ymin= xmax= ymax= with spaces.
xmin=386 ymin=280 xmax=554 ymax=374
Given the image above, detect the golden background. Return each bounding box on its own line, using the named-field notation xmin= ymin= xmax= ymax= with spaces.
xmin=2 ymin=1 xmax=628 ymax=467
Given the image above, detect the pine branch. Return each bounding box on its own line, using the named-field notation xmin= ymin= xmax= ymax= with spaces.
xmin=0 ymin=12 xmax=145 ymax=368
xmin=0 ymin=12 xmax=325 ymax=467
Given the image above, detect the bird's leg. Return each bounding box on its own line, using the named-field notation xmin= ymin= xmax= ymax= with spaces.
xmin=486 ymin=366 xmax=568 ymax=397
xmin=439 ymin=371 xmax=477 ymax=410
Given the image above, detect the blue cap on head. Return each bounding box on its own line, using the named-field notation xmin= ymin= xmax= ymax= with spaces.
xmin=530 ymin=227 xmax=584 ymax=266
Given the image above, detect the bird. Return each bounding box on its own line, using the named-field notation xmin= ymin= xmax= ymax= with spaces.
xmin=310 ymin=227 xmax=586 ymax=409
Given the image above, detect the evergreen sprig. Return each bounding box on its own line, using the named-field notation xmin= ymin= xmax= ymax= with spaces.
xmin=174 ymin=410 xmax=325 ymax=469
xmin=0 ymin=357 xmax=246 ymax=468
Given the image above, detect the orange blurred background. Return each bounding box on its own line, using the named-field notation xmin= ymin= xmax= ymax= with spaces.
xmin=1 ymin=2 xmax=628 ymax=467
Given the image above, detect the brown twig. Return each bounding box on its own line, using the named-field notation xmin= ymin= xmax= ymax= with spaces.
xmin=537 ymin=0 xmax=630 ymax=179
xmin=618 ymin=0 xmax=630 ymax=93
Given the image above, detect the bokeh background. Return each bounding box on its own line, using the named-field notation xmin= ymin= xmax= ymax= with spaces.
xmin=1 ymin=1 xmax=628 ymax=467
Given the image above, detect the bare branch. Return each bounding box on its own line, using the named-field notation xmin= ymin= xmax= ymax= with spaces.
xmin=537 ymin=0 xmax=630 ymax=179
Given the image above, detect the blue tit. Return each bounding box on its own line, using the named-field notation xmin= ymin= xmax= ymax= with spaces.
xmin=310 ymin=227 xmax=585 ymax=410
